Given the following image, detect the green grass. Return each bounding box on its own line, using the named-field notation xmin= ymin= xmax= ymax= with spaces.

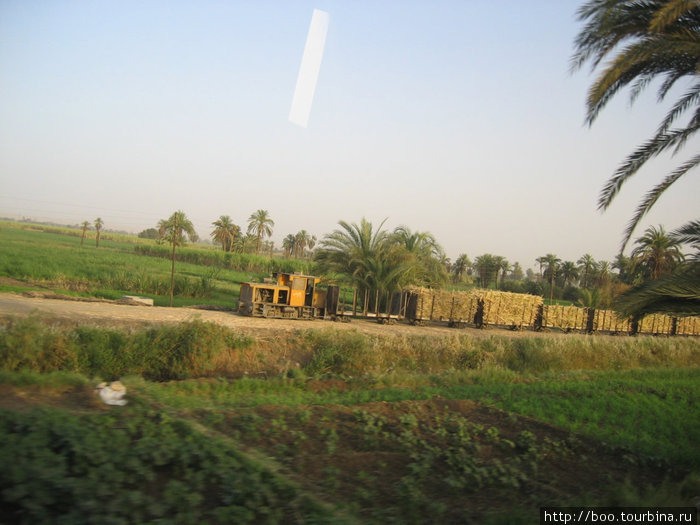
xmin=2 ymin=318 xmax=699 ymax=522
xmin=0 ymin=224 xmax=248 ymax=306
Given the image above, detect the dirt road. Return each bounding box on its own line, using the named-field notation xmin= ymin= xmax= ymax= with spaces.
xmin=0 ymin=292 xmax=563 ymax=338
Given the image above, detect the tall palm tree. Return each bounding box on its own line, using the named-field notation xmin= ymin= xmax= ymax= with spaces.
xmin=594 ymin=260 xmax=612 ymax=288
xmin=247 ymin=210 xmax=274 ymax=255
xmin=473 ymin=254 xmax=500 ymax=289
xmin=560 ymin=261 xmax=579 ymax=288
xmin=294 ymin=230 xmax=311 ymax=258
xmin=282 ymin=234 xmax=296 ymax=258
xmin=577 ymin=254 xmax=596 ymax=288
xmin=392 ymin=226 xmax=447 ymax=286
xmin=572 ymin=0 xmax=700 ymax=250
xmin=631 ymin=225 xmax=684 ymax=280
xmin=452 ymin=253 xmax=471 ymax=283
xmin=80 ymin=221 xmax=90 ymax=247
xmin=510 ymin=261 xmax=524 ymax=281
xmin=496 ymin=257 xmax=510 ymax=289
xmin=161 ymin=210 xmax=197 ymax=306
xmin=314 ymin=218 xmax=410 ymax=292
xmin=211 ymin=215 xmax=239 ymax=252
xmin=94 ymin=218 xmax=104 ymax=248
xmin=539 ymin=254 xmax=562 ymax=303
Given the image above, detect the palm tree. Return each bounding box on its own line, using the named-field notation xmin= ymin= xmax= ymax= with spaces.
xmin=314 ymin=219 xmax=409 ymax=292
xmin=80 ymin=221 xmax=90 ymax=247
xmin=510 ymin=261 xmax=524 ymax=281
xmin=539 ymin=254 xmax=561 ymax=304
xmin=247 ymin=210 xmax=274 ymax=255
xmin=94 ymin=218 xmax=103 ymax=248
xmin=672 ymin=219 xmax=700 ymax=260
xmin=308 ymin=235 xmax=317 ymax=254
xmin=560 ymin=261 xmax=579 ymax=288
xmin=572 ymin=0 xmax=700 ymax=250
xmin=594 ymin=260 xmax=612 ymax=288
xmin=392 ymin=226 xmax=448 ymax=286
xmin=631 ymin=225 xmax=684 ymax=280
xmin=577 ymin=254 xmax=596 ymax=288
xmin=211 ymin=216 xmax=239 ymax=252
xmin=473 ymin=254 xmax=500 ymax=289
xmin=282 ymin=234 xmax=296 ymax=258
xmin=451 ymin=253 xmax=471 ymax=283
xmin=496 ymin=257 xmax=510 ymax=289
xmin=294 ymin=230 xmax=311 ymax=258
xmin=161 ymin=210 xmax=197 ymax=306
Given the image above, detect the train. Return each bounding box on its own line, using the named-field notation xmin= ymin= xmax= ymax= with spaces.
xmin=238 ymin=272 xmax=700 ymax=336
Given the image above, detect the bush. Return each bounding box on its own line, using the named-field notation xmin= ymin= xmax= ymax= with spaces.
xmin=133 ymin=244 xmax=310 ymax=275
xmin=0 ymin=318 xmax=253 ymax=381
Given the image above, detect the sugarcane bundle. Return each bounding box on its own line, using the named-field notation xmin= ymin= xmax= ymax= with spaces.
xmin=405 ymin=286 xmax=436 ymax=320
xmin=479 ymin=290 xmax=542 ymax=327
xmin=543 ymin=304 xmax=587 ymax=331
xmin=431 ymin=289 xmax=479 ymax=322
xmin=638 ymin=313 xmax=674 ymax=334
xmin=676 ymin=316 xmax=700 ymax=335
xmin=592 ymin=309 xmax=614 ymax=332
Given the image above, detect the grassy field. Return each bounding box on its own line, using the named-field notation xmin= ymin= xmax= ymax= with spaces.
xmin=0 ymin=221 xmax=310 ymax=307
xmin=1 ymin=221 xmax=699 ymax=522
xmin=1 ymin=317 xmax=699 ymax=523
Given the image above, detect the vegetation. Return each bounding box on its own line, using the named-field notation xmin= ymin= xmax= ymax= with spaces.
xmin=247 ymin=209 xmax=274 ymax=255
xmin=1 ymin=316 xmax=699 ymax=522
xmin=158 ymin=211 xmax=198 ymax=306
xmin=572 ymin=0 xmax=700 ymax=317
xmin=314 ymin=219 xmax=448 ymax=293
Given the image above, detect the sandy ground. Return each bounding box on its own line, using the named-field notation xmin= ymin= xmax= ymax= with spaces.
xmin=0 ymin=292 xmax=564 ymax=338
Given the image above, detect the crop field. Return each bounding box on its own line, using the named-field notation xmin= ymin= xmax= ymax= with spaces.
xmin=1 ymin=316 xmax=699 ymax=523
xmin=0 ymin=222 xmax=308 ymax=308
xmin=1 ymin=222 xmax=699 ymax=522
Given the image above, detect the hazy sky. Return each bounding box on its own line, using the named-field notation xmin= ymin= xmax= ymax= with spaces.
xmin=1 ymin=0 xmax=698 ymax=269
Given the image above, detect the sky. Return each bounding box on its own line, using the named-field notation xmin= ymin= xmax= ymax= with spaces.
xmin=1 ymin=0 xmax=698 ymax=270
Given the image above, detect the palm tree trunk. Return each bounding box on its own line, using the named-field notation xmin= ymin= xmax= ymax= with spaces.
xmin=170 ymin=239 xmax=176 ymax=307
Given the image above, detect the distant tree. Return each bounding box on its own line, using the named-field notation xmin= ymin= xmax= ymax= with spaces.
xmin=560 ymin=261 xmax=579 ymax=288
xmin=308 ymin=235 xmax=317 ymax=254
xmin=94 ymin=218 xmax=104 ymax=248
xmin=495 ymin=257 xmax=510 ymax=289
xmin=80 ymin=221 xmax=90 ymax=247
xmin=138 ymin=228 xmax=159 ymax=240
xmin=282 ymin=234 xmax=296 ymax=258
xmin=539 ymin=254 xmax=561 ymax=303
xmin=452 ymin=254 xmax=471 ymax=283
xmin=161 ymin=210 xmax=197 ymax=307
xmin=247 ymin=210 xmax=274 ymax=255
xmin=594 ymin=260 xmax=612 ymax=288
xmin=577 ymin=254 xmax=596 ymax=288
xmin=612 ymin=253 xmax=636 ymax=285
xmin=294 ymin=230 xmax=311 ymax=258
xmin=211 ymin=215 xmax=239 ymax=252
xmin=510 ymin=261 xmax=524 ymax=281
xmin=473 ymin=254 xmax=500 ymax=289
xmin=525 ymin=268 xmax=537 ymax=281
xmin=631 ymin=225 xmax=684 ymax=280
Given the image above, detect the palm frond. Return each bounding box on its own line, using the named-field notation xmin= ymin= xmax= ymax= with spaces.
xmin=614 ymin=261 xmax=700 ymax=317
xmin=619 ymin=153 xmax=700 ymax=250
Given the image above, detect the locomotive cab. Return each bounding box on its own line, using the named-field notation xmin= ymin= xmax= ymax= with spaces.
xmin=238 ymin=272 xmax=329 ymax=319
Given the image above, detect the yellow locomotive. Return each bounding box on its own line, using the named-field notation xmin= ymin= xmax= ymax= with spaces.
xmin=238 ymin=272 xmax=339 ymax=319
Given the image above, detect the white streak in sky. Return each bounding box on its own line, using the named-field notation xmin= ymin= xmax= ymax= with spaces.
xmin=289 ymin=9 xmax=329 ymax=128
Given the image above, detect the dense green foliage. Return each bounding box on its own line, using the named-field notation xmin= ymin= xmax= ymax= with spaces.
xmin=0 ymin=406 xmax=334 ymax=524
xmin=0 ymin=317 xmax=252 ymax=381
xmin=1 ymin=316 xmax=699 ymax=522
xmin=134 ymin=244 xmax=308 ymax=274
